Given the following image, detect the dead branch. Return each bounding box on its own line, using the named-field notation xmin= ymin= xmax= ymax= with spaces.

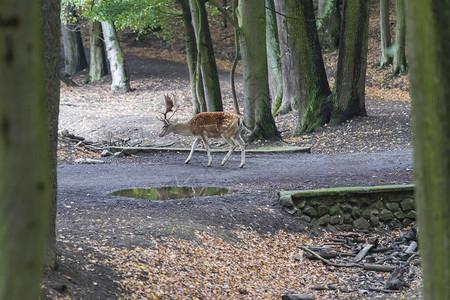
xmin=354 ymin=244 xmax=375 ymax=262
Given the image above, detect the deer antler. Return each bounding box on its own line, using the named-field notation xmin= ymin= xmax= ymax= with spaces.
xmin=157 ymin=94 xmax=178 ymax=122
xmin=163 ymin=94 xmax=174 ymax=118
xmin=163 ymin=94 xmax=178 ymax=120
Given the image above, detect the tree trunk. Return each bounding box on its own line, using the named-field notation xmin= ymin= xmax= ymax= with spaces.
xmin=86 ymin=20 xmax=108 ymax=84
xmin=266 ymin=0 xmax=284 ymax=115
xmin=393 ymin=0 xmax=406 ymax=74
xmin=285 ymin=0 xmax=331 ymax=136
xmin=379 ymin=0 xmax=392 ymax=67
xmin=330 ymin=0 xmax=370 ymax=125
xmin=316 ymin=0 xmax=340 ymax=52
xmin=101 ymin=20 xmax=131 ymax=94
xmin=274 ymin=0 xmax=300 ymax=114
xmin=177 ymin=0 xmax=206 ymax=114
xmin=61 ymin=4 xmax=88 ymax=75
xmin=407 ymin=1 xmax=450 ymax=299
xmin=274 ymin=0 xmax=299 ymax=114
xmin=189 ymin=0 xmax=223 ymax=112
xmin=0 ymin=1 xmax=52 ymax=298
xmin=221 ymin=0 xmax=228 ymax=28
xmin=238 ymin=0 xmax=279 ymax=140
xmin=41 ymin=0 xmax=60 ymax=270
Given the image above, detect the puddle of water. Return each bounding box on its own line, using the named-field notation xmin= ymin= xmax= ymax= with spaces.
xmin=110 ymin=186 xmax=237 ymax=201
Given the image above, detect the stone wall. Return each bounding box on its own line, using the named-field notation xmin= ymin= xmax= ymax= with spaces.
xmin=278 ymin=185 xmax=415 ymax=230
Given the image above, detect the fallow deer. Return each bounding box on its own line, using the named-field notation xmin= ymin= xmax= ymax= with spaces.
xmin=158 ymin=94 xmax=248 ymax=168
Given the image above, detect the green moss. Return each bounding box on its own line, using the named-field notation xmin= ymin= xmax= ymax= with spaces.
xmin=286 ymin=184 xmax=415 ymax=199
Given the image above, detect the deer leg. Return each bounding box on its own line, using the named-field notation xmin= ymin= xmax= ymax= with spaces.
xmin=185 ymin=138 xmax=201 ymax=164
xmin=234 ymin=132 xmax=246 ymax=168
xmin=200 ymin=136 xmax=212 ymax=167
xmin=221 ymin=135 xmax=237 ymax=166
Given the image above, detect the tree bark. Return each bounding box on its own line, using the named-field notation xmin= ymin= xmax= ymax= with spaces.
xmin=316 ymin=0 xmax=340 ymax=52
xmin=221 ymin=0 xmax=228 ymax=28
xmin=41 ymin=0 xmax=60 ymax=270
xmin=189 ymin=0 xmax=223 ymax=112
xmin=379 ymin=0 xmax=392 ymax=67
xmin=61 ymin=4 xmax=88 ymax=75
xmin=274 ymin=0 xmax=298 ymax=114
xmin=0 ymin=0 xmax=52 ymax=298
xmin=177 ymin=0 xmax=206 ymax=114
xmin=407 ymin=1 xmax=450 ymax=299
xmin=101 ymin=20 xmax=131 ymax=94
xmin=86 ymin=20 xmax=108 ymax=83
xmin=238 ymin=0 xmax=279 ymax=140
xmin=281 ymin=0 xmax=331 ymax=136
xmin=330 ymin=0 xmax=370 ymax=125
xmin=266 ymin=0 xmax=284 ymax=115
xmin=393 ymin=0 xmax=406 ymax=74
xmin=272 ymin=0 xmax=331 ymax=135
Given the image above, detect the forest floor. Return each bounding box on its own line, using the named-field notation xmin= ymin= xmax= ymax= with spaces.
xmin=43 ymin=1 xmax=421 ymax=299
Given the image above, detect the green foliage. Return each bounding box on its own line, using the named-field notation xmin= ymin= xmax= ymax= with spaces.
xmin=62 ymin=0 xmax=180 ymax=39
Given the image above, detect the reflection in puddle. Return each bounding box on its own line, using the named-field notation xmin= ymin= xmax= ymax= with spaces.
xmin=110 ymin=186 xmax=237 ymax=201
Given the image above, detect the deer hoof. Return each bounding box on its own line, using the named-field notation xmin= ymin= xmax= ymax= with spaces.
xmin=184 ymin=160 xmax=190 ymax=164
xmin=239 ymin=163 xmax=245 ymax=168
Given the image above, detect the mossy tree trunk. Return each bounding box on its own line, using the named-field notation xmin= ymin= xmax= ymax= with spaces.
xmin=266 ymin=0 xmax=284 ymax=114
xmin=61 ymin=3 xmax=88 ymax=75
xmin=330 ymin=0 xmax=370 ymax=125
xmin=86 ymin=20 xmax=108 ymax=84
xmin=379 ymin=0 xmax=392 ymax=67
xmin=407 ymin=1 xmax=450 ymax=299
xmin=101 ymin=20 xmax=131 ymax=94
xmin=273 ymin=0 xmax=298 ymax=114
xmin=393 ymin=0 xmax=407 ymax=74
xmin=0 ymin=0 xmax=52 ymax=298
xmin=41 ymin=0 xmax=60 ymax=270
xmin=237 ymin=0 xmax=279 ymax=140
xmin=316 ymin=0 xmax=340 ymax=52
xmin=189 ymin=0 xmax=223 ymax=112
xmin=280 ymin=0 xmax=331 ymax=136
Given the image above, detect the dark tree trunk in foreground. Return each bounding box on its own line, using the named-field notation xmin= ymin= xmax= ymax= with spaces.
xmin=178 ymin=0 xmax=206 ymax=114
xmin=101 ymin=20 xmax=131 ymax=94
xmin=41 ymin=0 xmax=60 ymax=270
xmin=407 ymin=1 xmax=450 ymax=299
xmin=393 ymin=0 xmax=407 ymax=74
xmin=330 ymin=0 xmax=370 ymax=125
xmin=238 ymin=0 xmax=279 ymax=140
xmin=61 ymin=4 xmax=88 ymax=75
xmin=317 ymin=0 xmax=340 ymax=52
xmin=0 ymin=1 xmax=52 ymax=298
xmin=189 ymin=0 xmax=223 ymax=112
xmin=287 ymin=0 xmax=331 ymax=136
xmin=266 ymin=0 xmax=284 ymax=114
xmin=379 ymin=0 xmax=392 ymax=67
xmin=86 ymin=20 xmax=108 ymax=83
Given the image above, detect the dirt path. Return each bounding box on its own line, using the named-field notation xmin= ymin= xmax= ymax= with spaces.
xmin=47 ymin=149 xmax=415 ymax=299
xmin=57 ymin=149 xmax=413 ymax=243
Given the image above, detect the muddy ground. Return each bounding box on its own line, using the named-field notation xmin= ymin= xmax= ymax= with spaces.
xmin=45 ymin=148 xmax=414 ymax=299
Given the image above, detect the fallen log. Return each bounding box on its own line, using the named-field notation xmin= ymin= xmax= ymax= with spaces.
xmin=303 ymin=246 xmax=339 ymax=260
xmin=354 ymin=244 xmax=374 ymax=262
xmin=60 ymin=72 xmax=78 ymax=87
xmin=363 ymin=263 xmax=395 ymax=272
